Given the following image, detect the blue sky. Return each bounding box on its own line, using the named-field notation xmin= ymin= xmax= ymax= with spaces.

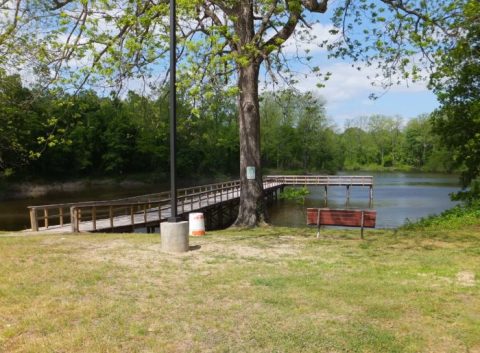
xmin=276 ymin=7 xmax=440 ymax=129
xmin=294 ymin=57 xmax=440 ymax=129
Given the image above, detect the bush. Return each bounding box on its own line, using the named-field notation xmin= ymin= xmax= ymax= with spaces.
xmin=403 ymin=200 xmax=480 ymax=230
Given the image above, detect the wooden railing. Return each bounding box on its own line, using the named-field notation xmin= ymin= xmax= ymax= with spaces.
xmin=265 ymin=175 xmax=374 ymax=186
xmin=27 ymin=177 xmax=369 ymax=232
xmin=28 ymin=179 xmax=282 ymax=232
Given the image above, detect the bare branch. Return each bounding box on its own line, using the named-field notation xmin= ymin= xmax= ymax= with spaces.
xmin=261 ymin=3 xmax=301 ymax=56
xmin=380 ymin=0 xmax=454 ymax=37
xmin=202 ymin=3 xmax=224 ymax=27
xmin=253 ymin=0 xmax=278 ymax=44
xmin=0 ymin=0 xmax=21 ymax=46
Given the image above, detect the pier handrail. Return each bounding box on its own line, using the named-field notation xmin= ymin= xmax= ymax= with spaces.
xmin=265 ymin=175 xmax=373 ymax=186
xmin=26 ymin=176 xmax=365 ymax=232
xmin=28 ymin=179 xmax=283 ymax=232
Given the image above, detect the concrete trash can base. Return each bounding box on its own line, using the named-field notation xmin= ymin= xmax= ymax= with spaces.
xmin=161 ymin=221 xmax=189 ymax=253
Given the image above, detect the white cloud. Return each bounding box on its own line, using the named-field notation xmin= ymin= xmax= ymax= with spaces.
xmin=293 ymin=61 xmax=429 ymax=104
xmin=260 ymin=60 xmax=436 ymax=129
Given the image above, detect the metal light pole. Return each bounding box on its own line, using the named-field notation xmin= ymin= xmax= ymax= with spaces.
xmin=161 ymin=0 xmax=188 ymax=252
xmin=168 ymin=0 xmax=181 ymax=222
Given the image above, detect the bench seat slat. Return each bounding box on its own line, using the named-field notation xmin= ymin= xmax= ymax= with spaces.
xmin=307 ymin=208 xmax=377 ymax=228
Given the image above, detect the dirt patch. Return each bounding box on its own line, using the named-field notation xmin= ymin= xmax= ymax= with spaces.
xmin=456 ymin=271 xmax=476 ymax=287
xmin=68 ymin=235 xmax=303 ymax=271
xmin=199 ymin=241 xmax=300 ymax=260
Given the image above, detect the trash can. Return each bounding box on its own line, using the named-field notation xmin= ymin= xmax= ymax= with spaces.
xmin=189 ymin=212 xmax=205 ymax=236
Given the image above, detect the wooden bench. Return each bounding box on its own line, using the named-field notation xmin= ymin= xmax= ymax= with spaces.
xmin=307 ymin=208 xmax=377 ymax=239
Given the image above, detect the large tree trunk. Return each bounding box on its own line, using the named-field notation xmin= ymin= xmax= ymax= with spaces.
xmin=233 ymin=61 xmax=267 ymax=227
xmin=232 ymin=1 xmax=267 ymax=227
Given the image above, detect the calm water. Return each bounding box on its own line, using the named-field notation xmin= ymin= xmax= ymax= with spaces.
xmin=0 ymin=173 xmax=460 ymax=231
xmin=269 ymin=172 xmax=461 ymax=228
xmin=0 ymin=182 xmax=170 ymax=231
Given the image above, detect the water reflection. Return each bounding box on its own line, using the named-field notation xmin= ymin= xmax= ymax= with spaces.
xmin=0 ymin=172 xmax=461 ymax=231
xmin=268 ymin=172 xmax=460 ymax=229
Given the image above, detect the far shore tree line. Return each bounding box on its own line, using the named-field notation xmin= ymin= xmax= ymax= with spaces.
xmin=0 ymin=72 xmax=456 ymax=184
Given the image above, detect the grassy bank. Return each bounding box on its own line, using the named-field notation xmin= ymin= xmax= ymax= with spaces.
xmin=403 ymin=201 xmax=480 ymax=230
xmin=1 ymin=224 xmax=479 ymax=352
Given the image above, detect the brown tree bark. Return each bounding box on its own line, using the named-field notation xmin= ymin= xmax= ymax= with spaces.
xmin=232 ymin=1 xmax=267 ymax=227
xmin=227 ymin=0 xmax=328 ymax=227
xmin=234 ymin=60 xmax=267 ymax=227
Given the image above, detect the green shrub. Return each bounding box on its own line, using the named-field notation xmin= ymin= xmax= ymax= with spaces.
xmin=403 ymin=200 xmax=480 ymax=230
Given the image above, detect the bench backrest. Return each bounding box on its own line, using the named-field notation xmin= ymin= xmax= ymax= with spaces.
xmin=307 ymin=208 xmax=377 ymax=228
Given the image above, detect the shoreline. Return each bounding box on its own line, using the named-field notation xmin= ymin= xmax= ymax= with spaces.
xmin=0 ymin=178 xmax=156 ymax=200
xmin=1 ymin=170 xmax=459 ymax=200
xmin=0 ymin=173 xmax=235 ymax=201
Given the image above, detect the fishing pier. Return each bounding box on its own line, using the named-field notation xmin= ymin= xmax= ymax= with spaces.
xmin=27 ymin=175 xmax=373 ymax=233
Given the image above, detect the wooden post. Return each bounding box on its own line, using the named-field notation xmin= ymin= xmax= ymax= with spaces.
xmin=59 ymin=208 xmax=64 ymax=227
xmin=346 ymin=185 xmax=350 ymax=200
xmin=369 ymin=185 xmax=373 ymax=201
xmin=29 ymin=208 xmax=38 ymax=232
xmin=92 ymin=206 xmax=97 ymax=231
xmin=144 ymin=204 xmax=147 ymax=223
xmin=324 ymin=186 xmax=328 ymax=200
xmin=361 ymin=210 xmax=365 ymax=239
xmin=132 ymin=206 xmax=135 ymax=232
xmin=71 ymin=207 xmax=78 ymax=233
xmin=44 ymin=209 xmax=49 ymax=229
xmin=316 ymin=209 xmax=321 ymax=238
xmin=109 ymin=206 xmax=113 ymax=229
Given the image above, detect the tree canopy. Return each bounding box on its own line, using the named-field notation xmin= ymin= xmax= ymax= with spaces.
xmin=429 ymin=0 xmax=480 ymax=190
xmin=0 ymin=0 xmax=473 ymax=224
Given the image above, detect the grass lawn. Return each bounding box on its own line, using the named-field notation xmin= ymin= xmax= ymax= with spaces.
xmin=0 ymin=225 xmax=479 ymax=352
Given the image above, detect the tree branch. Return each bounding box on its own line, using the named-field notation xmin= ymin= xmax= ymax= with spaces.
xmin=50 ymin=0 xmax=74 ymax=10
xmin=301 ymin=0 xmax=328 ymax=13
xmin=261 ymin=2 xmax=301 ymax=56
xmin=253 ymin=0 xmax=278 ymax=44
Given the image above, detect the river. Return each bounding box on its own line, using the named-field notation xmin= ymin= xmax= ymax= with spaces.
xmin=269 ymin=172 xmax=460 ymax=228
xmin=0 ymin=173 xmax=460 ymax=231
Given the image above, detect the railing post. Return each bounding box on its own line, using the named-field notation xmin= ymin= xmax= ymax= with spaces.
xmin=132 ymin=206 xmax=136 ymax=230
xmin=71 ymin=207 xmax=78 ymax=233
xmin=92 ymin=206 xmax=97 ymax=231
xmin=361 ymin=211 xmax=365 ymax=239
xmin=44 ymin=209 xmax=49 ymax=229
xmin=109 ymin=206 xmax=114 ymax=229
xmin=59 ymin=208 xmax=64 ymax=227
xmin=29 ymin=208 xmax=38 ymax=232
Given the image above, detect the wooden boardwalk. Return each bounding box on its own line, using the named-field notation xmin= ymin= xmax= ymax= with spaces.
xmin=26 ymin=175 xmax=373 ymax=234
